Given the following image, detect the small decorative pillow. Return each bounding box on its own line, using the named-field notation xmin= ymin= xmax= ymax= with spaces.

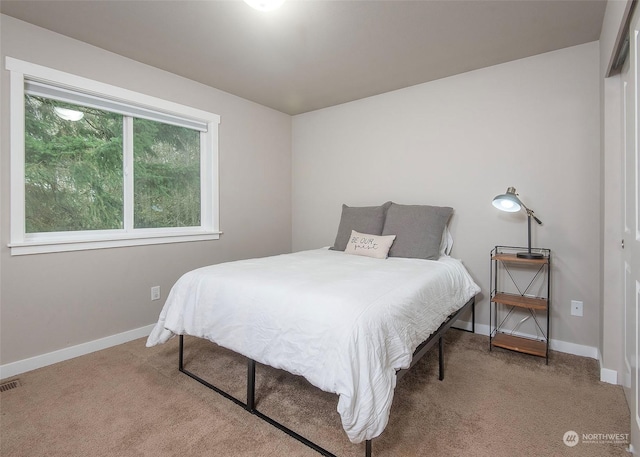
xmin=344 ymin=230 xmax=396 ymax=259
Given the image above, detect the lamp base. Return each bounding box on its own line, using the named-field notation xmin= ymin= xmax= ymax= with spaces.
xmin=517 ymin=252 xmax=544 ymax=259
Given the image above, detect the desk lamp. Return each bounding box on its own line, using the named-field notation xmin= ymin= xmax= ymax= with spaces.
xmin=492 ymin=187 xmax=543 ymax=259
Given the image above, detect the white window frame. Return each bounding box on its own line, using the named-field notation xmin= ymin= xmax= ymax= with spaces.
xmin=6 ymin=57 xmax=221 ymax=256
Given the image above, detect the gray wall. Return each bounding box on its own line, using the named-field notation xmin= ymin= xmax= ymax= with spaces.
xmin=0 ymin=15 xmax=293 ymax=364
xmin=292 ymin=42 xmax=601 ymax=350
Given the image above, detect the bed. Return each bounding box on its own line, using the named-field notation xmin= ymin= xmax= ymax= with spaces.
xmin=146 ymin=202 xmax=480 ymax=456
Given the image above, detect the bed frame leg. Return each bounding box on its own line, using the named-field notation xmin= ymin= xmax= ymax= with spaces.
xmin=178 ymin=337 xmax=342 ymax=456
xmin=365 ymin=439 xmax=372 ymax=457
xmin=179 ymin=335 xmax=184 ymax=371
xmin=247 ymin=359 xmax=256 ymax=412
xmin=472 ymin=298 xmax=476 ymax=333
xmin=438 ymin=337 xmax=444 ymax=381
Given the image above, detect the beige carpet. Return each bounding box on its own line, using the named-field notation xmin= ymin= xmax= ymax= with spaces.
xmin=0 ymin=331 xmax=630 ymax=457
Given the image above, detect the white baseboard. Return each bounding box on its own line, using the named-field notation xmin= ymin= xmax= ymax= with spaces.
xmin=0 ymin=324 xmax=155 ymax=380
xmin=458 ymin=321 xmax=599 ymax=359
xmin=452 ymin=319 xmax=476 ymax=332
xmin=599 ymin=367 xmax=618 ymax=384
xmin=597 ymin=349 xmax=619 ymax=385
xmin=549 ymin=338 xmax=598 ymax=359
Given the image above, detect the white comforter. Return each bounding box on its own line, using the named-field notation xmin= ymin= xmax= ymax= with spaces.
xmin=146 ymin=249 xmax=480 ymax=443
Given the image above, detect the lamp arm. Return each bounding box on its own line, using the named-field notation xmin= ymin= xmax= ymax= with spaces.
xmin=521 ymin=203 xmax=543 ymax=225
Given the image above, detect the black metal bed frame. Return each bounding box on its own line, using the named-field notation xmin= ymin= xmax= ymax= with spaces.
xmin=178 ymin=296 xmax=475 ymax=457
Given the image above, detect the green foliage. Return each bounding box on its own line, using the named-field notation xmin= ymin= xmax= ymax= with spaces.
xmin=24 ymin=95 xmax=201 ymax=233
xmin=25 ymin=95 xmax=123 ymax=232
xmin=133 ymin=119 xmax=200 ymax=229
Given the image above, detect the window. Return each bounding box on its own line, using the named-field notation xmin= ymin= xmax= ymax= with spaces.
xmin=7 ymin=57 xmax=220 ymax=255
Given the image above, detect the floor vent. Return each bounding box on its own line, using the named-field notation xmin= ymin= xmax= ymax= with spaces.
xmin=0 ymin=379 xmax=21 ymax=393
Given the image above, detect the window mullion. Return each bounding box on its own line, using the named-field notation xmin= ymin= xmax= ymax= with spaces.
xmin=200 ymin=130 xmax=210 ymax=229
xmin=123 ymin=116 xmax=134 ymax=232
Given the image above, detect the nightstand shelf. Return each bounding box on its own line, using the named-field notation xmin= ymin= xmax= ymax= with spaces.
xmin=490 ymin=246 xmax=551 ymax=363
xmin=490 ymin=333 xmax=547 ymax=358
xmin=491 ymin=253 xmax=548 ymax=266
xmin=492 ymin=293 xmax=547 ymax=311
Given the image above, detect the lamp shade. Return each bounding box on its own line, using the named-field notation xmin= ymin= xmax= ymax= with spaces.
xmin=54 ymin=107 xmax=84 ymax=121
xmin=492 ymin=187 xmax=522 ymax=213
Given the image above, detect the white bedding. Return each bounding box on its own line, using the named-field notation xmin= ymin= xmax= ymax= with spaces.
xmin=146 ymin=248 xmax=480 ymax=443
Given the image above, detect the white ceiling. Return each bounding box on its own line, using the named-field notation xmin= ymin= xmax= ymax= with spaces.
xmin=0 ymin=0 xmax=607 ymax=115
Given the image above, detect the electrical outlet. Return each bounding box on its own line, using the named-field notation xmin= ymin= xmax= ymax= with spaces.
xmin=571 ymin=300 xmax=583 ymax=317
xmin=151 ymin=286 xmax=160 ymax=301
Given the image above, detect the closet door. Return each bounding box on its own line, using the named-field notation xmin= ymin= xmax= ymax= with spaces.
xmin=622 ymin=5 xmax=640 ymax=452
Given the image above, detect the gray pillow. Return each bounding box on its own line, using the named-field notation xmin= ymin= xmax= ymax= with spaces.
xmin=382 ymin=203 xmax=453 ymax=260
xmin=330 ymin=202 xmax=392 ymax=251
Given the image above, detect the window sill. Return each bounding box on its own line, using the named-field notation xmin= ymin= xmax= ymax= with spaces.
xmin=9 ymin=231 xmax=222 ymax=256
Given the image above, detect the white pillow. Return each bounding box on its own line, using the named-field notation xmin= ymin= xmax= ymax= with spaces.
xmin=344 ymin=230 xmax=396 ymax=259
xmin=439 ymin=227 xmax=454 ymax=256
